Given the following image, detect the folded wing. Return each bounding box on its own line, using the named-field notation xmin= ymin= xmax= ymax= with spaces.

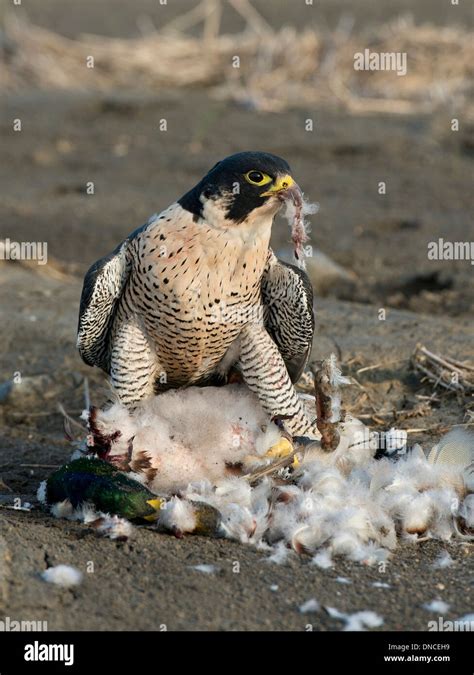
xmin=77 ymin=223 xmax=147 ymax=372
xmin=261 ymin=251 xmax=315 ymax=383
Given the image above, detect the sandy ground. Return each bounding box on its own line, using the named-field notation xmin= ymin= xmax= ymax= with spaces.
xmin=0 ymin=0 xmax=473 ymax=631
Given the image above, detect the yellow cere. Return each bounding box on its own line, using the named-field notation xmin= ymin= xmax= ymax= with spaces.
xmin=260 ymin=174 xmax=294 ymax=196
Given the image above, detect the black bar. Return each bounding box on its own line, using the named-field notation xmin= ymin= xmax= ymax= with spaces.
xmin=0 ymin=631 xmax=469 ymax=673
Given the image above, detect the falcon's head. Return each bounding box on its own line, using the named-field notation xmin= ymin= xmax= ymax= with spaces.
xmin=178 ymin=151 xmax=302 ymax=228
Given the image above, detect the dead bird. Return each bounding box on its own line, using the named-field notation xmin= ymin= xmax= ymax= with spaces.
xmin=40 ymin=457 xmax=222 ymax=537
xmin=41 ymin=457 xmax=163 ymax=522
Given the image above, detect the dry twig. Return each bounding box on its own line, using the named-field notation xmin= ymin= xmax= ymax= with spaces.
xmin=411 ymin=344 xmax=474 ymax=395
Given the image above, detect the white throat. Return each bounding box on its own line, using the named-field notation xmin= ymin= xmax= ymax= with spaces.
xmin=200 ymin=194 xmax=280 ymax=246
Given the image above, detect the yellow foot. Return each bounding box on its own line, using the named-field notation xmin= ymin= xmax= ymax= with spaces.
xmin=264 ymin=437 xmax=293 ymax=459
xmin=243 ymin=437 xmax=299 ymax=474
xmin=264 ymin=438 xmax=299 ymax=468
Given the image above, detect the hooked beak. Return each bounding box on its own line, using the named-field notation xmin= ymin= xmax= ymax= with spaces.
xmin=260 ymin=174 xmax=303 ymax=207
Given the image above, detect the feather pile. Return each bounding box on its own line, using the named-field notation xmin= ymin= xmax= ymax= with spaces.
xmin=84 ymin=385 xmax=283 ymax=493
xmin=69 ymin=381 xmax=474 ymax=565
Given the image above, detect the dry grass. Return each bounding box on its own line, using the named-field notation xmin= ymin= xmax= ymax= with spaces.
xmin=411 ymin=344 xmax=474 ymax=396
xmin=2 ymin=1 xmax=473 ymax=114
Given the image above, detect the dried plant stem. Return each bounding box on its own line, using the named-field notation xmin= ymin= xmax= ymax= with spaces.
xmin=418 ymin=345 xmax=474 ymax=373
xmin=412 ymin=344 xmax=474 ymax=395
xmin=2 ymin=12 xmax=472 ymax=116
xmin=20 ymin=463 xmax=60 ymax=468
xmin=356 ymin=358 xmax=405 ymax=374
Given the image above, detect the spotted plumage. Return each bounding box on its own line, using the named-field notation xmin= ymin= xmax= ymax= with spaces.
xmin=77 ymin=152 xmax=316 ymax=436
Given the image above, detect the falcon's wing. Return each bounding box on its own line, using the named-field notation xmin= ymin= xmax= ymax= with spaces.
xmin=261 ymin=251 xmax=315 ymax=383
xmin=77 ymin=222 xmax=147 ymax=371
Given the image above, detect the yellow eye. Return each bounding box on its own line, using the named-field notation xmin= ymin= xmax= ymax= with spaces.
xmin=244 ymin=170 xmax=272 ymax=186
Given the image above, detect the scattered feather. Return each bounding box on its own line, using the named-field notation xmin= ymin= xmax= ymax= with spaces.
xmin=427 ymin=429 xmax=474 ymax=468
xmin=266 ymin=541 xmax=290 ymax=565
xmin=41 ymin=565 xmax=83 ymax=587
xmin=190 ymin=564 xmax=217 ymax=574
xmin=96 ymin=515 xmax=133 ymax=540
xmin=312 ymin=549 xmax=333 ymax=569
xmin=299 ymin=598 xmax=320 ymax=613
xmin=432 ymin=551 xmax=454 ymax=569
xmin=423 ymin=600 xmax=450 ymax=613
xmin=50 ymin=499 xmax=74 ymax=519
xmin=158 ymin=496 xmax=196 ymax=534
xmin=326 ymin=607 xmax=384 ymax=631
xmin=36 ymin=481 xmax=47 ymax=504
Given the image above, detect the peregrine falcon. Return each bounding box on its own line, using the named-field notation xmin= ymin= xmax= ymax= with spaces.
xmin=77 ymin=152 xmax=316 ymax=436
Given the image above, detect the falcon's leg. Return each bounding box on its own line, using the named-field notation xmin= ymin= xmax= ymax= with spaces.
xmin=109 ymin=320 xmax=159 ymax=408
xmin=238 ymin=324 xmax=317 ymax=438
